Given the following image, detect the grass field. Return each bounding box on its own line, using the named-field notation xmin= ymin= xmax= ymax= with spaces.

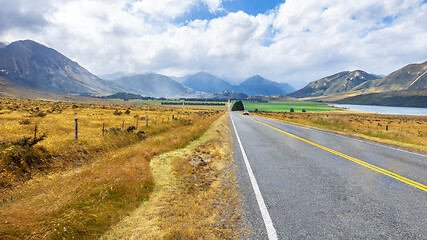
xmin=254 ymin=111 xmax=427 ymax=152
xmin=115 ymin=99 xmax=228 ymax=111
xmin=236 ymin=101 xmax=337 ymax=112
xmin=0 ymin=97 xmax=223 ymax=238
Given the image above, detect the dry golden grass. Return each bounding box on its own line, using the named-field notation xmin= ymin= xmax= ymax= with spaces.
xmin=102 ymin=113 xmax=247 ymax=239
xmin=253 ymin=111 xmax=427 ymax=152
xmin=0 ymin=97 xmax=223 ymax=239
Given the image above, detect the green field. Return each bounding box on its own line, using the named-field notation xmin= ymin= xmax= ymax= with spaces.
xmin=236 ymin=101 xmax=337 ymax=112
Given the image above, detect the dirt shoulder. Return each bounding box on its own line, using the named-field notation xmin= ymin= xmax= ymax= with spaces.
xmin=102 ymin=113 xmax=246 ymax=239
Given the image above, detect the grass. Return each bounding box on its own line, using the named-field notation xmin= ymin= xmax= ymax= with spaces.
xmin=116 ymin=99 xmax=228 ymax=111
xmin=0 ymin=97 xmax=223 ymax=239
xmin=253 ymin=111 xmax=427 ymax=152
xmin=238 ymin=101 xmax=337 ymax=112
xmin=102 ymin=113 xmax=246 ymax=239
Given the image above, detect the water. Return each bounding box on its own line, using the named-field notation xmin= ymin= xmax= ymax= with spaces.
xmin=332 ymin=104 xmax=427 ymax=116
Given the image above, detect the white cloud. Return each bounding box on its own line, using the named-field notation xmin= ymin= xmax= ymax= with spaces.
xmin=0 ymin=0 xmax=426 ymax=88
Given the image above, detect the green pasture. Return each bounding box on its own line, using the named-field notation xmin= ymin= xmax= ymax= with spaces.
xmin=237 ymin=101 xmax=337 ymax=112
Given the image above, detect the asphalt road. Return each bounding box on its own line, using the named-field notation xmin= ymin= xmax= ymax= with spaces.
xmin=230 ymin=111 xmax=427 ymax=239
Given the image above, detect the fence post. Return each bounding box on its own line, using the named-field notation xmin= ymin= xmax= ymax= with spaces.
xmin=172 ymin=114 xmax=174 ymax=120
xmin=102 ymin=123 xmax=105 ymax=136
xmin=122 ymin=120 xmax=124 ymax=130
xmin=146 ymin=115 xmax=148 ymax=126
xmin=136 ymin=118 xmax=139 ymax=129
xmin=34 ymin=125 xmax=38 ymax=140
xmin=75 ymin=119 xmax=78 ymax=139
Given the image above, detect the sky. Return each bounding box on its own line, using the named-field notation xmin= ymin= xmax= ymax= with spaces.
xmin=0 ymin=0 xmax=426 ymax=88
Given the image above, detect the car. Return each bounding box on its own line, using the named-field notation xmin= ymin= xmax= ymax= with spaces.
xmin=243 ymin=110 xmax=249 ymax=115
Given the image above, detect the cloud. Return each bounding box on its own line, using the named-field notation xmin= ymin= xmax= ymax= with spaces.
xmin=0 ymin=0 xmax=53 ymax=34
xmin=0 ymin=0 xmax=426 ymax=88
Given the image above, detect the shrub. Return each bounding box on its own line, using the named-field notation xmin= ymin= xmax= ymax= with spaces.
xmin=113 ymin=109 xmax=122 ymax=116
xmin=126 ymin=126 xmax=137 ymax=132
xmin=136 ymin=130 xmax=146 ymax=139
xmin=290 ymin=108 xmax=295 ymax=112
xmin=19 ymin=119 xmax=31 ymax=125
xmin=232 ymin=101 xmax=244 ymax=111
xmin=302 ymin=109 xmax=306 ymax=112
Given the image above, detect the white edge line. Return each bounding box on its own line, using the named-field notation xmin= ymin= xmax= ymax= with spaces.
xmin=230 ymin=113 xmax=278 ymax=240
xmin=253 ymin=115 xmax=427 ymax=158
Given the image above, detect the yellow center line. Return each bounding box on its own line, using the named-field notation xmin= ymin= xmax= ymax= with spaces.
xmin=245 ymin=116 xmax=427 ymax=192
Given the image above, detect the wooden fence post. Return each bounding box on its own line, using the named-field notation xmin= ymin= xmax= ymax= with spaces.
xmin=102 ymin=123 xmax=105 ymax=136
xmin=34 ymin=125 xmax=38 ymax=140
xmin=122 ymin=120 xmax=124 ymax=130
xmin=172 ymin=114 xmax=174 ymax=120
xmin=75 ymin=119 xmax=78 ymax=139
xmin=146 ymin=115 xmax=148 ymax=126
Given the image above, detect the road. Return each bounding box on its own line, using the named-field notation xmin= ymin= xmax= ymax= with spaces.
xmin=230 ymin=111 xmax=427 ymax=239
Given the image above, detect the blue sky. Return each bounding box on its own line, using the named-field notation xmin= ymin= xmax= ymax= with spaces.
xmin=181 ymin=0 xmax=284 ymax=22
xmin=1 ymin=0 xmax=426 ymax=87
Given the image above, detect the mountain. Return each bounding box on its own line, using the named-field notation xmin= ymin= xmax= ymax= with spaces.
xmin=213 ymin=90 xmax=248 ymax=100
xmin=353 ymin=61 xmax=427 ymax=91
xmin=0 ymin=42 xmax=6 ymax=48
xmin=336 ymin=89 xmax=427 ymax=108
xmin=99 ymin=71 xmax=137 ymax=80
xmin=182 ymin=72 xmax=234 ymax=93
xmin=114 ymin=73 xmax=197 ymax=98
xmin=288 ymin=70 xmax=378 ymax=98
xmin=280 ymin=82 xmax=296 ymax=93
xmin=237 ymin=75 xmax=293 ymax=96
xmin=0 ymin=40 xmax=122 ymax=95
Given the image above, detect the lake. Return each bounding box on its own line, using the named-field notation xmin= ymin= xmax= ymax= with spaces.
xmin=332 ymin=104 xmax=427 ymax=116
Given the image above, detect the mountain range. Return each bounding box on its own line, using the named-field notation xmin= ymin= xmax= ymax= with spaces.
xmin=0 ymin=39 xmax=426 ymax=106
xmin=289 ymin=61 xmax=427 ymax=101
xmin=180 ymin=72 xmax=295 ymax=95
xmin=0 ymin=40 xmax=295 ymax=98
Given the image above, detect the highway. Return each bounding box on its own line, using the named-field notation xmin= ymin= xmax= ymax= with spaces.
xmin=230 ymin=111 xmax=427 ymax=239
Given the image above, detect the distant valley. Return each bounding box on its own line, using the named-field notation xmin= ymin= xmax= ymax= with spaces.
xmin=0 ymin=39 xmax=426 ymax=108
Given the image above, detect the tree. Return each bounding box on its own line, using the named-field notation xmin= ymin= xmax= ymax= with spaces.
xmin=232 ymin=101 xmax=244 ymax=111
xmin=302 ymin=109 xmax=306 ymax=112
xmin=290 ymin=108 xmax=295 ymax=112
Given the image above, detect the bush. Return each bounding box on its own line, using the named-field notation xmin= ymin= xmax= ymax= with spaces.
xmin=113 ymin=109 xmax=122 ymax=116
xmin=290 ymin=108 xmax=295 ymax=112
xmin=19 ymin=119 xmax=31 ymax=125
xmin=302 ymin=109 xmax=306 ymax=112
xmin=232 ymin=101 xmax=244 ymax=111
xmin=126 ymin=126 xmax=137 ymax=132
xmin=136 ymin=131 xmax=146 ymax=139
xmin=254 ymin=109 xmax=259 ymax=112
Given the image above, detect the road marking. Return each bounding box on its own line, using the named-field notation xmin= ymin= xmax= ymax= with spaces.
xmin=230 ymin=115 xmax=278 ymax=240
xmin=246 ymin=116 xmax=427 ymax=192
xmin=260 ymin=116 xmax=427 ymax=158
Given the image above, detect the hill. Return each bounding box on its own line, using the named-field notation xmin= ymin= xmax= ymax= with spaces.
xmin=182 ymin=72 xmax=234 ymax=93
xmin=288 ymin=70 xmax=378 ymax=98
xmin=0 ymin=42 xmax=6 ymax=48
xmin=237 ymin=75 xmax=294 ymax=96
xmin=353 ymin=61 xmax=427 ymax=91
xmin=212 ymin=90 xmax=248 ymax=100
xmin=336 ymin=89 xmax=427 ymax=108
xmin=114 ymin=73 xmax=198 ymax=98
xmin=0 ymin=40 xmax=122 ymax=95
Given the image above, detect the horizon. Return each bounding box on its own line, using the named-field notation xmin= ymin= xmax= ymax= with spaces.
xmin=1 ymin=0 xmax=427 ymax=88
